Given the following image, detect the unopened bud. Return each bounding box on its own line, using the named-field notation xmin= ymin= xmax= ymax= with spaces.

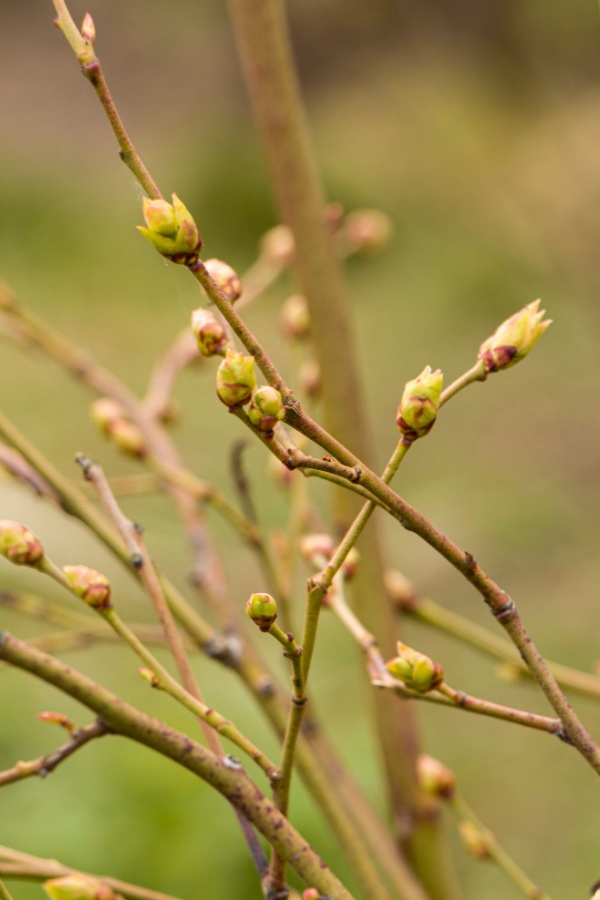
xmin=417 ymin=754 xmax=456 ymax=799
xmin=260 ymin=224 xmax=295 ymax=265
xmin=90 ymin=398 xmax=127 ymax=436
xmin=386 ymin=642 xmax=444 ymax=693
xmin=343 ymin=209 xmax=393 ymax=255
xmin=44 ymin=874 xmax=118 ymax=900
xmin=38 ymin=711 xmax=75 ymax=734
xmin=63 ymin=566 xmax=112 ymax=611
xmin=246 ymin=592 xmax=278 ymax=630
xmin=478 ymin=300 xmax=551 ymax=373
xmin=204 ymin=259 xmax=242 ymax=303
xmin=396 ymin=365 xmax=443 ymax=443
xmin=109 ymin=419 xmax=146 ymax=459
xmin=300 ymin=533 xmax=335 ymax=567
xmin=299 ymin=359 xmax=321 ymax=398
xmin=384 ymin=568 xmax=418 ymax=610
xmin=216 ymin=349 xmax=257 ymax=408
xmin=81 ymin=14 xmax=96 ymax=43
xmin=458 ymin=820 xmax=491 ymax=859
xmin=191 ymin=307 xmax=228 ymax=357
xmin=303 ymin=891 xmax=320 ymax=900
xmin=0 ymin=520 xmax=44 ymax=566
xmin=137 ymin=194 xmax=202 ymax=266
xmin=279 ymin=294 xmax=310 ymax=340
xmin=248 ymin=386 xmax=286 ymax=432
xmin=139 ymin=667 xmax=160 ymax=687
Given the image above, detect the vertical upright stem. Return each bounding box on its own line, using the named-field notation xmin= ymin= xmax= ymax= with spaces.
xmin=226 ymin=2 xmax=461 ymax=896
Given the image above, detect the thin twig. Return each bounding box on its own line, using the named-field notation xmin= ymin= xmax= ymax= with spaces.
xmin=0 ymin=720 xmax=109 ymax=788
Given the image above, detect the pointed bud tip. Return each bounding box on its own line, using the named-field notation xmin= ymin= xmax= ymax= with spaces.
xmin=0 ymin=520 xmax=44 ymax=566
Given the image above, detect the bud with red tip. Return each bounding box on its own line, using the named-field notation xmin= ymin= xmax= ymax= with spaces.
xmin=216 ymin=349 xmax=257 ymax=408
xmin=396 ymin=365 xmax=443 ymax=443
xmin=478 ymin=300 xmax=551 ymax=373
xmin=246 ymin=592 xmax=278 ymax=631
xmin=63 ymin=566 xmax=112 ymax=611
xmin=417 ymin=754 xmax=456 ymax=799
xmin=137 ymin=194 xmax=202 ymax=266
xmin=0 ymin=520 xmax=44 ymax=566
xmin=248 ymin=386 xmax=286 ymax=432
xmin=204 ymin=259 xmax=242 ymax=303
xmin=191 ymin=307 xmax=228 ymax=357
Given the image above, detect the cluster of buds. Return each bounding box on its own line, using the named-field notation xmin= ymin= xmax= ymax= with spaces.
xmin=203 ymin=258 xmax=243 ymax=303
xmin=190 ymin=307 xmax=228 ymax=357
xmin=299 ymin=533 xmax=360 ymax=579
xmin=478 ymin=300 xmax=551 ymax=373
xmin=396 ymin=366 xmax=443 ymax=443
xmin=137 ymin=194 xmax=202 ymax=267
xmin=63 ymin=565 xmax=112 ymax=612
xmin=385 ymin=641 xmax=443 ymax=693
xmin=248 ymin=386 xmax=286 ymax=432
xmin=44 ymin=874 xmax=120 ymax=900
xmin=0 ymin=520 xmax=44 ymax=567
xmin=416 ymin=753 xmax=456 ymax=800
xmin=216 ymin=349 xmax=257 ymax=408
xmin=245 ymin=592 xmax=278 ymax=631
xmin=90 ymin=398 xmax=146 ymax=459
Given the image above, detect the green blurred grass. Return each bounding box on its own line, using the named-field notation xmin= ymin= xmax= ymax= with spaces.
xmin=2 ymin=4 xmax=600 ymax=899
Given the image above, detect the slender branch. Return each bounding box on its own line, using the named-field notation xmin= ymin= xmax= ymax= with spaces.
xmin=450 ymin=793 xmax=551 ymax=899
xmin=0 ymin=845 xmax=184 ymax=900
xmin=397 ymin=591 xmax=600 ymax=701
xmin=142 ymin=329 xmax=199 ymax=421
xmin=0 ymin=631 xmax=355 ymax=900
xmin=0 ymin=719 xmax=109 ymax=788
xmin=439 ymin=360 xmax=487 ymax=408
xmin=0 ymin=878 xmax=14 ymax=900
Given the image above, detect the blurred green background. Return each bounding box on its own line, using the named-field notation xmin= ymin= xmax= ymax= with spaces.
xmin=2 ymin=1 xmax=600 ymax=898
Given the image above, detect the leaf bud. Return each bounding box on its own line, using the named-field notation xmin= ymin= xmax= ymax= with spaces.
xmin=300 ymin=533 xmax=335 ymax=567
xmin=299 ymin=359 xmax=321 ymax=398
xmin=396 ymin=365 xmax=443 ymax=443
xmin=303 ymin=891 xmax=320 ymax=900
xmin=38 ymin=711 xmax=75 ymax=734
xmin=109 ymin=419 xmax=147 ymax=459
xmin=191 ymin=307 xmax=228 ymax=357
xmin=81 ymin=14 xmax=96 ymax=44
xmin=384 ymin=568 xmax=418 ymax=611
xmin=343 ymin=209 xmax=393 ymax=255
xmin=248 ymin=386 xmax=286 ymax=432
xmin=137 ymin=193 xmax=202 ymax=266
xmin=478 ymin=299 xmax=551 ymax=373
xmin=0 ymin=520 xmax=44 ymax=566
xmin=216 ymin=349 xmax=257 ymax=408
xmin=139 ymin=667 xmax=160 ymax=688
xmin=386 ymin=641 xmax=443 ymax=693
xmin=259 ymin=224 xmax=295 ymax=265
xmin=246 ymin=592 xmax=278 ymax=631
xmin=204 ymin=258 xmax=242 ymax=303
xmin=63 ymin=565 xmax=112 ymax=611
xmin=417 ymin=754 xmax=456 ymax=800
xmin=458 ymin=820 xmax=491 ymax=859
xmin=44 ymin=874 xmax=118 ymax=900
xmin=279 ymin=294 xmax=310 ymax=340
xmin=90 ymin=398 xmax=127 ymax=436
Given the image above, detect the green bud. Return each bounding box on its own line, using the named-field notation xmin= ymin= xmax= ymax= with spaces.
xmin=216 ymin=349 xmax=257 ymax=408
xmin=246 ymin=592 xmax=278 ymax=630
xmin=44 ymin=874 xmax=118 ymax=900
xmin=279 ymin=294 xmax=310 ymax=340
xmin=109 ymin=419 xmax=146 ymax=459
xmin=90 ymin=398 xmax=127 ymax=436
xmin=386 ymin=641 xmax=443 ymax=693
xmin=63 ymin=565 xmax=112 ymax=611
xmin=137 ymin=193 xmax=202 ymax=266
xmin=204 ymin=258 xmax=243 ymax=303
xmin=248 ymin=386 xmax=286 ymax=432
xmin=478 ymin=299 xmax=551 ymax=373
xmin=417 ymin=754 xmax=456 ymax=799
xmin=396 ymin=365 xmax=443 ymax=443
xmin=191 ymin=307 xmax=228 ymax=357
xmin=0 ymin=520 xmax=44 ymax=566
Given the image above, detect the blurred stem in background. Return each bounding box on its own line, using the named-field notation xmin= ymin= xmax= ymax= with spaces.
xmin=226 ymin=0 xmax=461 ymax=896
